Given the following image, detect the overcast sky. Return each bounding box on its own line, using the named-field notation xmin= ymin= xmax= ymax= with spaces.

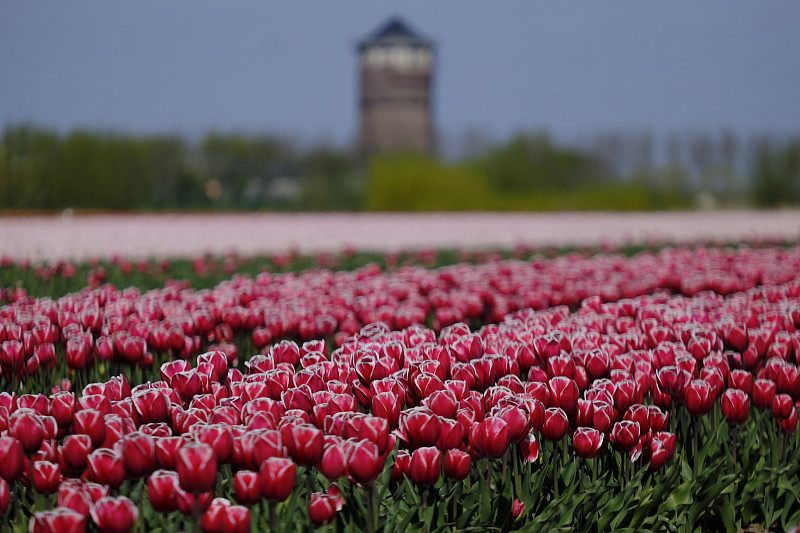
xmin=2 ymin=2 xmax=799 ymax=148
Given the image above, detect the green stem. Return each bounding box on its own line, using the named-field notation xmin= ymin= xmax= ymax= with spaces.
xmin=693 ymin=417 xmax=700 ymax=480
xmin=192 ymin=495 xmax=201 ymax=533
xmin=553 ymin=440 xmax=559 ymax=499
xmin=270 ymin=501 xmax=277 ymax=533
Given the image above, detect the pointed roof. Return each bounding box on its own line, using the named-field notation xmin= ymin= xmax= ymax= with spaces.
xmin=359 ymin=16 xmax=432 ymax=51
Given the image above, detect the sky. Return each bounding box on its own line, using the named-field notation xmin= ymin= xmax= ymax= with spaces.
xmin=2 ymin=2 xmax=799 ymax=150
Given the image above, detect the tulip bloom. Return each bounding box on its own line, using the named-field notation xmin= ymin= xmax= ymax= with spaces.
xmin=233 ymin=470 xmax=262 ymax=506
xmin=408 ymin=446 xmax=441 ymax=486
xmin=772 ymin=394 xmax=793 ymax=420
xmin=541 ymin=408 xmax=569 ymax=442
xmin=573 ymin=427 xmax=604 ymax=459
xmin=9 ymin=409 xmax=45 ymax=455
xmin=610 ymin=421 xmax=640 ymax=453
xmin=177 ymin=442 xmax=217 ymax=494
xmin=399 ymin=408 xmax=441 ymax=449
xmin=87 ymin=448 xmax=125 ymax=490
xmin=752 ymin=379 xmax=777 ymax=410
xmin=443 ymin=449 xmax=471 ymax=480
xmin=32 ymin=460 xmax=61 ymax=494
xmin=684 ymin=380 xmax=715 ymax=416
xmin=309 ymin=491 xmax=340 ymax=526
xmin=0 ymin=436 xmax=25 ymax=482
xmin=121 ymin=432 xmax=156 ymax=479
xmin=260 ymin=457 xmax=296 ymax=502
xmin=469 ymin=416 xmax=510 ymax=459
xmin=721 ymin=388 xmax=749 ymax=425
xmin=29 ymin=507 xmax=87 ymax=533
xmin=148 ymin=470 xmax=180 ymax=513
xmin=90 ymin=496 xmax=139 ymax=533
xmin=345 ymin=439 xmax=383 ymax=484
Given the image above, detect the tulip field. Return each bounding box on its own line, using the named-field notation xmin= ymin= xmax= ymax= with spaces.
xmin=3 ymin=239 xmax=800 ymax=532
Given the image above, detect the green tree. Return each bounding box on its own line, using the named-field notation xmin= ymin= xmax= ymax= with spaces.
xmin=751 ymin=139 xmax=800 ymax=207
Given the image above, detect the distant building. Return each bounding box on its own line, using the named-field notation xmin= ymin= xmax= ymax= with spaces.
xmin=357 ymin=17 xmax=435 ymax=155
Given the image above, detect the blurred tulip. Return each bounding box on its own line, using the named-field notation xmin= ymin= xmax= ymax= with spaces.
xmin=177 ymin=442 xmax=217 ymax=494
xmin=90 ymin=496 xmax=139 ymax=533
xmin=233 ymin=470 xmax=261 ymax=506
xmin=29 ymin=507 xmax=87 ymax=533
xmin=0 ymin=436 xmax=25 ymax=482
xmin=148 ymin=470 xmax=180 ymax=513
xmin=407 ymin=446 xmax=441 ymax=486
xmin=121 ymin=431 xmax=156 ymax=479
xmin=32 ymin=460 xmax=61 ymax=494
xmin=345 ymin=439 xmax=383 ymax=484
xmin=443 ymin=448 xmax=471 ymax=480
xmin=260 ymin=457 xmax=296 ymax=502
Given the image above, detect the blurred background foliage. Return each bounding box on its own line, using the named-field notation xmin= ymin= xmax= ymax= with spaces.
xmin=1 ymin=124 xmax=798 ymax=212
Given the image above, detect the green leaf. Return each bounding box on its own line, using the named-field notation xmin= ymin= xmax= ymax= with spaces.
xmin=718 ymin=498 xmax=736 ymax=533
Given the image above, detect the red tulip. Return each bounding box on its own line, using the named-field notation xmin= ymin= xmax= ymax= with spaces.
xmin=548 ymin=376 xmax=579 ymax=415
xmin=610 ymin=420 xmax=640 ymax=453
xmin=90 ymin=496 xmax=139 ymax=533
xmin=86 ymin=448 xmax=125 ymax=490
xmin=684 ymin=380 xmax=715 ymax=416
xmin=469 ymin=416 xmax=510 ymax=459
xmin=443 ymin=448 xmax=471 ymax=480
xmin=51 ymin=391 xmax=76 ymax=428
xmin=572 ymin=427 xmax=604 ymax=459
xmin=371 ymin=391 xmax=403 ymax=429
xmin=518 ymin=432 xmax=540 ymax=463
xmin=648 ymin=434 xmax=675 ymax=471
xmin=655 ymin=366 xmax=686 ymax=397
xmin=512 ymin=498 xmax=525 ymax=520
xmin=121 ymin=432 xmax=156 ymax=479
xmin=148 ymin=470 xmax=180 ymax=513
xmin=772 ymin=393 xmax=793 ymax=419
xmin=194 ymin=424 xmax=234 ymax=465
xmin=648 ymin=406 xmax=669 ymax=433
xmin=721 ymin=388 xmax=749 ymax=425
xmin=233 ymin=470 xmax=261 ymax=506
xmin=309 ymin=492 xmax=340 ymax=526
xmin=399 ymin=407 xmax=441 ymax=449
xmin=753 ymin=379 xmax=777 ymax=410
xmin=727 ymin=369 xmax=753 ymax=395
xmin=0 ymin=436 xmax=25 ymax=482
xmin=345 ymin=438 xmax=383 ymax=484
xmin=155 ymin=436 xmax=185 ymax=470
xmin=318 ymin=439 xmax=347 ymax=480
xmin=73 ymin=409 xmax=106 ymax=448
xmin=260 ymin=457 xmax=296 ymax=502
xmin=408 ymin=446 xmax=441 ymax=486
xmin=9 ymin=409 xmax=45 ymax=455
xmin=132 ymin=389 xmax=170 ymax=424
xmin=177 ymin=442 xmax=217 ymax=494
xmin=541 ymin=408 xmax=569 ymax=442
xmin=202 ymin=498 xmax=251 ymax=533
xmin=0 ymin=477 xmax=8 ymax=514
xmin=32 ymin=460 xmax=61 ymax=494
xmin=29 ymin=507 xmax=87 ymax=533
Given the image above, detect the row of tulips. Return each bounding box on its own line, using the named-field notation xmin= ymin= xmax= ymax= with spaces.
xmin=1 ymin=266 xmax=800 ymax=531
xmin=2 ymin=245 xmax=800 ymax=398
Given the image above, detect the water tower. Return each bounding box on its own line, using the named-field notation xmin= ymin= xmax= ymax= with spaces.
xmin=357 ymin=17 xmax=435 ymax=155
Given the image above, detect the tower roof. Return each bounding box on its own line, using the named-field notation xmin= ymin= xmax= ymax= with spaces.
xmin=359 ymin=16 xmax=432 ymax=51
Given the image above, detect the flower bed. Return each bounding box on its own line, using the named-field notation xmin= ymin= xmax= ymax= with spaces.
xmin=1 ymin=244 xmax=800 ymax=532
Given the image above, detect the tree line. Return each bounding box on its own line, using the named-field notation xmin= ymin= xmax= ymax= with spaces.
xmin=0 ymin=124 xmax=797 ymax=212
